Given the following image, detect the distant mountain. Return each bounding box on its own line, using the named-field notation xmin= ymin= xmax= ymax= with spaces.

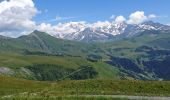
xmin=49 ymin=21 xmax=170 ymax=42
xmin=0 ymin=35 xmax=10 ymax=39
xmin=1 ymin=29 xmax=170 ymax=80
xmin=0 ymin=30 xmax=93 ymax=56
xmin=0 ymin=21 xmax=169 ymax=42
xmin=122 ymin=21 xmax=170 ymax=37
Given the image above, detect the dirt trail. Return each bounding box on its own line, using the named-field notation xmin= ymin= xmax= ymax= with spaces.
xmin=82 ymin=95 xmax=170 ymax=100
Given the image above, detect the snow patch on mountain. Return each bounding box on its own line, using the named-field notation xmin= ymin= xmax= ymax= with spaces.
xmin=37 ymin=21 xmax=170 ymax=42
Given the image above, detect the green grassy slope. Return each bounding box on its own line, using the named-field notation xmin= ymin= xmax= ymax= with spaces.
xmin=0 ymin=76 xmax=49 ymax=96
xmin=0 ymin=53 xmax=119 ymax=80
xmin=1 ymin=30 xmax=170 ymax=80
xmin=52 ymin=79 xmax=170 ymax=96
xmin=1 ymin=76 xmax=170 ymax=98
xmin=0 ymin=31 xmax=97 ymax=57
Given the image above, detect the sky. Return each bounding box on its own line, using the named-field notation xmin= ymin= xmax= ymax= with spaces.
xmin=0 ymin=0 xmax=170 ymax=37
xmin=34 ymin=0 xmax=170 ymax=24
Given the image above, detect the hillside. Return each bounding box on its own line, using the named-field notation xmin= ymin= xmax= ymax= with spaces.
xmin=1 ymin=0 xmax=170 ymax=99
xmin=1 ymin=76 xmax=170 ymax=99
xmin=0 ymin=76 xmax=49 ymax=97
xmin=0 ymin=30 xmax=170 ymax=80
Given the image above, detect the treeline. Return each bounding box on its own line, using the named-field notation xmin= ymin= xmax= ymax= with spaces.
xmin=23 ymin=50 xmax=64 ymax=56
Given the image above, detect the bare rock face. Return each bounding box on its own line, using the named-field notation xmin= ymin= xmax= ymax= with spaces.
xmin=0 ymin=67 xmax=14 ymax=75
xmin=50 ymin=21 xmax=170 ymax=42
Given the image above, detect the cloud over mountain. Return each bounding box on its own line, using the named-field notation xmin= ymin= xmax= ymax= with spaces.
xmin=127 ymin=11 xmax=157 ymax=24
xmin=0 ymin=0 xmax=160 ymax=38
xmin=115 ymin=16 xmax=126 ymax=23
xmin=37 ymin=21 xmax=87 ymax=37
xmin=0 ymin=0 xmax=37 ymax=37
xmin=37 ymin=11 xmax=158 ymax=37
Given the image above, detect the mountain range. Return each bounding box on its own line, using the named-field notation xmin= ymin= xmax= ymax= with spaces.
xmin=0 ymin=21 xmax=170 ymax=81
xmin=49 ymin=21 xmax=170 ymax=42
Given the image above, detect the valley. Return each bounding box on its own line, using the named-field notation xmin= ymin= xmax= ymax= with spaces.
xmin=1 ymin=29 xmax=170 ymax=81
xmin=1 ymin=0 xmax=170 ymax=99
xmin=1 ymin=22 xmax=170 ymax=99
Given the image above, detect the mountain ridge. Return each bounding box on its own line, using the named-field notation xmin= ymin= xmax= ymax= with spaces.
xmin=1 ymin=29 xmax=170 ymax=80
xmin=1 ymin=21 xmax=170 ymax=42
xmin=49 ymin=21 xmax=170 ymax=42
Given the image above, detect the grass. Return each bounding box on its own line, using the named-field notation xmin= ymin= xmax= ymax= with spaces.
xmin=1 ymin=30 xmax=170 ymax=99
xmin=1 ymin=30 xmax=170 ymax=81
xmin=0 ymin=96 xmax=132 ymax=100
xmin=0 ymin=53 xmax=119 ymax=80
xmin=0 ymin=53 xmax=81 ymax=69
xmin=48 ymin=79 xmax=170 ymax=96
xmin=1 ymin=76 xmax=170 ymax=97
xmin=0 ymin=76 xmax=50 ymax=96
xmin=91 ymin=62 xmax=119 ymax=79
xmin=1 ymin=76 xmax=170 ymax=99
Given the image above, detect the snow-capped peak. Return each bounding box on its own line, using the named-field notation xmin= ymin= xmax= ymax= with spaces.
xmin=90 ymin=21 xmax=127 ymax=36
xmin=51 ymin=21 xmax=87 ymax=38
xmin=38 ymin=21 xmax=170 ymax=42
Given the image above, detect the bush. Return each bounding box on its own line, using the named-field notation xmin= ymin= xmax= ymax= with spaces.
xmin=27 ymin=64 xmax=98 ymax=81
xmin=69 ymin=66 xmax=98 ymax=80
xmin=87 ymin=54 xmax=102 ymax=62
xmin=27 ymin=64 xmax=73 ymax=81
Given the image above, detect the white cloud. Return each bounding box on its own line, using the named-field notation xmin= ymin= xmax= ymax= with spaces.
xmin=127 ymin=11 xmax=157 ymax=24
xmin=0 ymin=0 xmax=37 ymax=37
xmin=37 ymin=23 xmax=54 ymax=34
xmin=0 ymin=2 xmax=160 ymax=38
xmin=55 ymin=22 xmax=87 ymax=34
xmin=37 ymin=21 xmax=87 ymax=37
xmin=127 ymin=11 xmax=147 ymax=24
xmin=115 ymin=16 xmax=126 ymax=23
xmin=36 ymin=11 xmax=159 ymax=37
xmin=92 ymin=21 xmax=111 ymax=28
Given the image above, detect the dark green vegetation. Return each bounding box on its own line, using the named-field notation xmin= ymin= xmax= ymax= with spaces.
xmin=1 ymin=30 xmax=170 ymax=80
xmin=28 ymin=64 xmax=98 ymax=81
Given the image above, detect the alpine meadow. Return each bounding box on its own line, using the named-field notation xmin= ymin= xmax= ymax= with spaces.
xmin=1 ymin=0 xmax=170 ymax=100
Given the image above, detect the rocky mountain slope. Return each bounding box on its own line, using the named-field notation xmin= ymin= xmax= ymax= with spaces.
xmin=0 ymin=29 xmax=170 ymax=80
xmin=49 ymin=21 xmax=170 ymax=42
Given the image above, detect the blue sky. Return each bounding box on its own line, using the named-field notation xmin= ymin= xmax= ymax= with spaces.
xmin=34 ymin=0 xmax=170 ymax=24
xmin=0 ymin=0 xmax=170 ymax=37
